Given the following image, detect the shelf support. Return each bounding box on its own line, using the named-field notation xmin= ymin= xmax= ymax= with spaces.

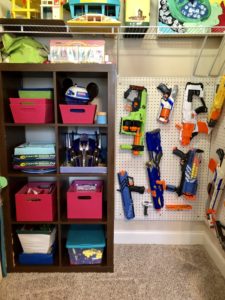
xmin=208 ymin=35 xmax=225 ymax=77
xmin=192 ymin=35 xmax=208 ymax=77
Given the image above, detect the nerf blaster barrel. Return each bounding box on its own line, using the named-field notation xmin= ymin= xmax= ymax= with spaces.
xmin=208 ymin=75 xmax=225 ymax=128
xmin=206 ymin=148 xmax=225 ymax=227
xmin=166 ymin=148 xmax=203 ymax=200
xmin=157 ymin=83 xmax=178 ymax=123
xmin=120 ymin=85 xmax=147 ymax=155
xmin=118 ymin=170 xmax=145 ymax=220
xmin=215 ymin=221 xmax=225 ymax=251
xmin=177 ymin=82 xmax=208 ymax=146
xmin=146 ymin=129 xmax=164 ymax=210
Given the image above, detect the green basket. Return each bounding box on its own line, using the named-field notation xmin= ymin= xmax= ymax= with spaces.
xmin=19 ymin=89 xmax=54 ymax=99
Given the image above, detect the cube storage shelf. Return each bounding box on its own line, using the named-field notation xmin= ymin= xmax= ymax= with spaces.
xmin=0 ymin=63 xmax=116 ymax=272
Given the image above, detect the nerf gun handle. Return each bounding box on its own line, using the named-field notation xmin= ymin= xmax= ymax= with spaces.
xmin=130 ymin=186 xmax=145 ymax=194
xmin=173 ymin=148 xmax=185 ymax=160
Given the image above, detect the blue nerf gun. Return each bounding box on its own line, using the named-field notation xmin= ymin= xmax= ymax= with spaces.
xmin=167 ymin=148 xmax=204 ymax=200
xmin=118 ymin=170 xmax=145 ymax=220
xmin=146 ymin=129 xmax=164 ymax=211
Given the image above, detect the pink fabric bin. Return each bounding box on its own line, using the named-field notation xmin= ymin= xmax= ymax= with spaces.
xmin=60 ymin=104 xmax=97 ymax=124
xmin=15 ymin=182 xmax=56 ymax=221
xmin=9 ymin=98 xmax=54 ymax=124
xmin=67 ymin=180 xmax=103 ymax=219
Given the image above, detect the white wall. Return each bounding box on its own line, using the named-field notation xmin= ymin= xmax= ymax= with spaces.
xmin=0 ymin=0 xmax=10 ymax=18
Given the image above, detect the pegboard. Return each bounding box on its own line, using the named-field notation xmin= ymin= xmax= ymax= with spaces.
xmin=209 ymin=99 xmax=225 ymax=224
xmin=115 ymin=76 xmax=216 ymax=221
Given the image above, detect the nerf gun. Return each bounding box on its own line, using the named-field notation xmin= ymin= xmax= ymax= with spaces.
xmin=145 ymin=129 xmax=164 ymax=210
xmin=176 ymin=82 xmax=209 ymax=146
xmin=120 ymin=85 xmax=147 ymax=156
xmin=117 ymin=170 xmax=145 ymax=220
xmin=166 ymin=148 xmax=204 ymax=200
xmin=206 ymin=148 xmax=225 ymax=227
xmin=215 ymin=221 xmax=225 ymax=251
xmin=208 ymin=75 xmax=225 ymax=128
xmin=157 ymin=83 xmax=178 ymax=123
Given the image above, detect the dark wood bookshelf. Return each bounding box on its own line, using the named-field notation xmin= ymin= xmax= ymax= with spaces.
xmin=0 ymin=63 xmax=116 ymax=273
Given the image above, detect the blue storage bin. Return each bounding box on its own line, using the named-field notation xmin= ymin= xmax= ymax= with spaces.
xmin=66 ymin=224 xmax=105 ymax=265
xmin=18 ymin=246 xmax=55 ymax=265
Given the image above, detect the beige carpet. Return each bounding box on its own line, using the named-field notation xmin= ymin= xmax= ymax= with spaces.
xmin=0 ymin=245 xmax=225 ymax=300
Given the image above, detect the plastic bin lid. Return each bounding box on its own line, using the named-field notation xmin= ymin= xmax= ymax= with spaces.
xmin=66 ymin=225 xmax=105 ymax=249
xmin=19 ymin=88 xmax=54 ymax=91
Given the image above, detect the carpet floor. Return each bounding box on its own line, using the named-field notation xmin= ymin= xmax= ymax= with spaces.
xmin=0 ymin=245 xmax=225 ymax=300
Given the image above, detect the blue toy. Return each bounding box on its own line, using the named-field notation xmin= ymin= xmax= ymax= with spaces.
xmin=68 ymin=0 xmax=120 ymax=20
xmin=166 ymin=148 xmax=204 ymax=200
xmin=146 ymin=129 xmax=164 ymax=211
xmin=117 ymin=170 xmax=145 ymax=220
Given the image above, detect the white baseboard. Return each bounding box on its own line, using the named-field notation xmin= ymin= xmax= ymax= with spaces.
xmin=203 ymin=227 xmax=225 ymax=278
xmin=114 ymin=220 xmax=225 ymax=278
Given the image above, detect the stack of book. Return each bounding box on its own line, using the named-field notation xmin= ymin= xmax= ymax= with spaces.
xmin=13 ymin=143 xmax=56 ymax=174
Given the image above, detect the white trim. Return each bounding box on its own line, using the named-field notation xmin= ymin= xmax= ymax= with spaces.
xmin=203 ymin=226 xmax=225 ymax=278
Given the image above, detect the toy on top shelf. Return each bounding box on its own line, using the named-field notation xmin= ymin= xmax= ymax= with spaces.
xmin=66 ymin=0 xmax=120 ymax=33
xmin=120 ymin=85 xmax=147 ymax=156
xmin=68 ymin=0 xmax=120 ymax=20
xmin=40 ymin=0 xmax=66 ymax=20
xmin=124 ymin=0 xmax=150 ymax=38
xmin=158 ymin=0 xmax=225 ymax=34
xmin=11 ymin=0 xmax=40 ymax=19
xmin=176 ymin=82 xmax=209 ymax=146
xmin=157 ymin=83 xmax=178 ymax=124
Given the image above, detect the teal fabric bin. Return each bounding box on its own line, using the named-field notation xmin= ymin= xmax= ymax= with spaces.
xmin=66 ymin=224 xmax=105 ymax=265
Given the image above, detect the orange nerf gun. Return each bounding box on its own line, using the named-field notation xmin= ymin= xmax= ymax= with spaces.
xmin=176 ymin=82 xmax=209 ymax=146
xmin=208 ymin=75 xmax=225 ymax=128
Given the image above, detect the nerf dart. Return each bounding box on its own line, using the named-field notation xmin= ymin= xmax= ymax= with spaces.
xmin=146 ymin=129 xmax=164 ymax=210
xmin=117 ymin=170 xmax=145 ymax=220
xmin=120 ymin=85 xmax=147 ymax=156
xmin=157 ymin=83 xmax=178 ymax=123
xmin=208 ymin=75 xmax=225 ymax=128
xmin=206 ymin=148 xmax=225 ymax=228
xmin=176 ymin=82 xmax=209 ymax=146
xmin=215 ymin=221 xmax=225 ymax=251
xmin=166 ymin=204 xmax=192 ymax=211
xmin=166 ymin=147 xmax=204 ymax=200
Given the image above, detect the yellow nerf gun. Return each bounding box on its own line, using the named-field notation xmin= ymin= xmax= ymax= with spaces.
xmin=208 ymin=75 xmax=225 ymax=128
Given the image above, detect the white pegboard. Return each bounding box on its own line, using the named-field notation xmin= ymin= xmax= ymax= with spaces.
xmin=115 ymin=76 xmax=217 ymax=221
xmin=209 ymin=99 xmax=225 ymax=223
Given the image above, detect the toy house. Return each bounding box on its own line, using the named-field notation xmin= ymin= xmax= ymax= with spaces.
xmin=40 ymin=0 xmax=64 ymax=19
xmin=68 ymin=0 xmax=120 ymax=20
xmin=11 ymin=0 xmax=40 ymax=19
